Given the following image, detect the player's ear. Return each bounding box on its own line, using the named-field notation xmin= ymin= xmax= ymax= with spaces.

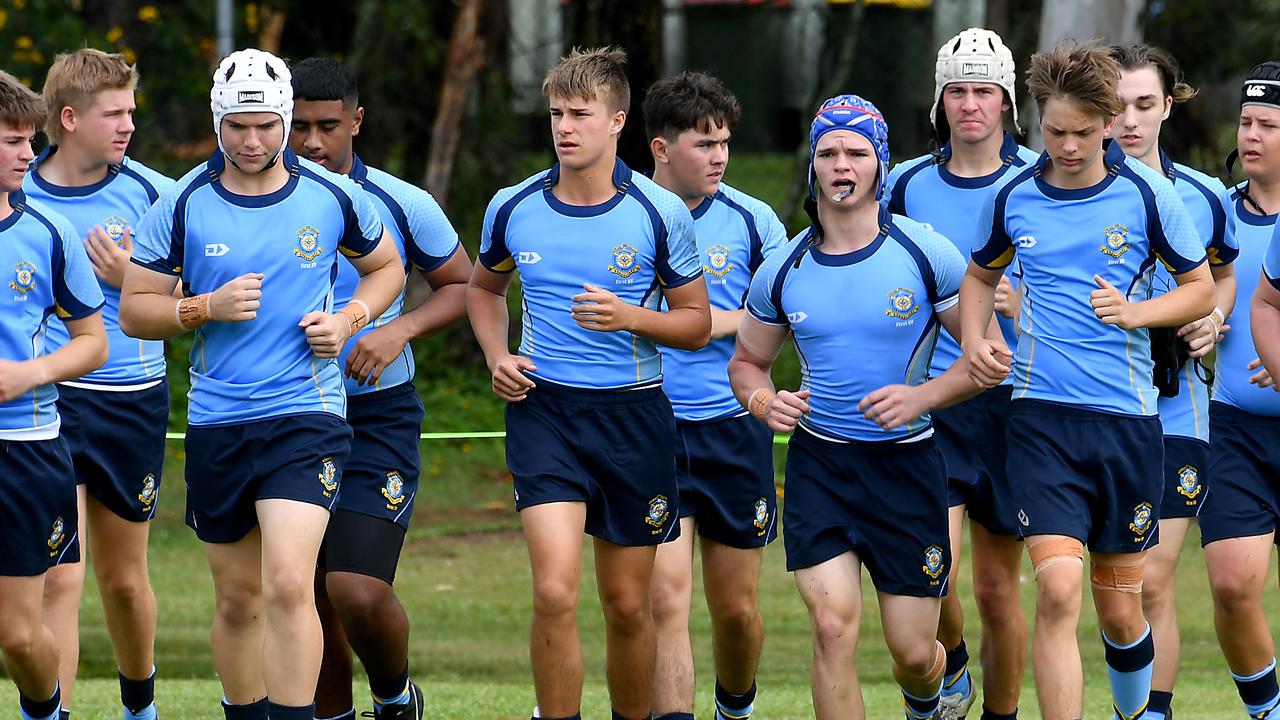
xmin=351 ymin=106 xmax=364 ymax=137
xmin=610 ymin=109 xmax=626 ymax=137
xmin=650 ymin=135 xmax=669 ymax=164
xmin=59 ymin=105 xmax=77 ymax=136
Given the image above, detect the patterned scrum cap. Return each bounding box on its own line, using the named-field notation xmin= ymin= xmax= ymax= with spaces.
xmin=1241 ymin=60 xmax=1280 ymax=111
xmin=808 ymin=94 xmax=890 ymax=201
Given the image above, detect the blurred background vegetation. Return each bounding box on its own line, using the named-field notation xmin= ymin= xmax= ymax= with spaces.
xmin=5 ymin=0 xmax=1280 ymax=446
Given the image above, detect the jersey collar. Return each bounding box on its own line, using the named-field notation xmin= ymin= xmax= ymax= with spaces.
xmin=936 ymin=132 xmax=1022 ymax=189
xmin=542 ymin=156 xmax=632 ymax=218
xmin=207 ymin=146 xmax=302 ymax=208
xmin=0 ymin=190 xmax=27 ymax=233
xmin=1032 ymin=139 xmax=1125 ymax=201
xmin=690 ymin=193 xmax=717 ymax=220
xmin=1158 ymin=148 xmax=1178 ymax=181
xmin=807 ymin=203 xmax=892 ymax=267
xmin=27 ymin=145 xmax=121 ymax=197
xmin=348 ymin=154 xmax=369 ymax=184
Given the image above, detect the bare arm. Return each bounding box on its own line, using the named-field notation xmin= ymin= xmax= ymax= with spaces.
xmin=467 ymin=263 xmax=536 ymax=402
xmin=1179 ymin=263 xmax=1236 ymax=358
xmin=727 ymin=316 xmax=809 ymax=433
xmin=119 ymin=264 xmax=190 ymax=340
xmin=345 ymin=245 xmax=472 ymax=386
xmin=710 ymin=308 xmax=746 ymax=340
xmin=0 ymin=313 xmax=107 ymax=403
xmin=300 ymin=229 xmax=406 ymax=358
xmin=1252 ymin=272 xmax=1280 ymax=388
xmin=959 ymin=261 xmax=1013 ymax=387
xmin=1091 ymin=262 xmax=1215 ymax=330
xmin=570 ymin=276 xmax=712 ymax=351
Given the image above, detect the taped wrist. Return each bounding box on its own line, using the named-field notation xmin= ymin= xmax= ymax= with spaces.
xmin=338 ymin=300 xmax=369 ymax=337
xmin=748 ymin=388 xmax=775 ymax=421
xmin=177 ymin=293 xmax=212 ymax=329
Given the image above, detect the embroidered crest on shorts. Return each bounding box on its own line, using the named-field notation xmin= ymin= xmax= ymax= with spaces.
xmin=382 ymin=471 xmax=406 ymax=510
xmin=10 ymin=261 xmax=35 ymax=295
xmin=645 ymin=494 xmax=670 ymax=530
xmin=294 ymin=225 xmax=323 ymax=262
xmin=752 ymin=497 xmax=769 ymax=534
xmin=1129 ymin=502 xmax=1153 ymax=537
xmin=1101 ymin=224 xmax=1130 ymax=258
xmin=1176 ymin=464 xmax=1202 ymax=500
xmin=706 ymin=244 xmax=734 ymax=278
xmin=138 ymin=473 xmax=158 ymax=511
xmin=885 ymin=287 xmax=919 ymax=320
xmin=318 ymin=456 xmax=338 ymax=498
xmin=47 ymin=516 xmax=66 ymax=556
xmin=922 ymin=544 xmax=945 ymax=579
xmin=608 ymin=244 xmax=641 ymax=279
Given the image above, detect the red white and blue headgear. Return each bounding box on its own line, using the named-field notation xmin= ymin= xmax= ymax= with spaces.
xmin=809 ymin=94 xmax=890 ymax=201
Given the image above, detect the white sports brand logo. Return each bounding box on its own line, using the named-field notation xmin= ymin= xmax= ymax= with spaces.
xmin=1015 ymin=235 xmax=1037 ymax=249
xmin=962 ymin=62 xmax=990 ymax=77
xmin=1247 ymin=84 xmax=1268 ymax=97
xmin=204 ymin=243 xmax=230 ymax=257
xmin=787 ymin=311 xmax=808 ymax=324
xmin=515 ymin=251 xmax=541 ymax=265
xmin=237 ymin=90 xmax=265 ymax=103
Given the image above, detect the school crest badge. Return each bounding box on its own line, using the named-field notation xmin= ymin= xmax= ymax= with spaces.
xmin=1101 ymin=224 xmax=1131 ymax=258
xmin=706 ymin=244 xmax=734 ymax=278
xmin=1129 ymin=502 xmax=1153 ymax=537
xmin=922 ymin=544 xmax=945 ymax=579
xmin=885 ymin=287 xmax=919 ymax=320
xmin=608 ymin=244 xmax=641 ymax=279
xmin=10 ymin=261 xmax=35 ymax=295
xmin=47 ymin=517 xmax=66 ymax=555
xmin=138 ymin=473 xmax=158 ymax=511
xmin=645 ymin=495 xmax=670 ymax=529
xmin=382 ymin=471 xmax=406 ymax=509
xmin=1176 ymin=465 xmax=1202 ymax=500
xmin=103 ymin=215 xmax=128 ymax=245
xmin=318 ymin=456 xmax=338 ymax=497
xmin=752 ymin=497 xmax=769 ymax=533
xmin=294 ymin=226 xmax=323 ymax=261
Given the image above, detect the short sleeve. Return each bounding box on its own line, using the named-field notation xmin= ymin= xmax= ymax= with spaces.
xmin=402 ymin=189 xmax=460 ymax=272
xmin=1148 ymin=176 xmax=1206 ymax=275
xmin=1265 ymin=223 xmax=1280 ymax=289
xmin=746 ymin=234 xmax=804 ymax=325
xmin=917 ymin=227 xmax=966 ymax=312
xmin=657 ymin=204 xmax=703 ymax=288
xmin=51 ymin=213 xmax=104 ymax=319
xmin=754 ymin=203 xmax=789 ymax=262
xmin=1210 ymin=184 xmax=1239 ymax=266
xmin=478 ymin=188 xmax=517 ymax=273
xmin=970 ymin=185 xmax=1015 ymax=269
xmin=337 ymin=183 xmax=384 ymax=259
xmin=131 ymin=184 xmax=183 ymax=275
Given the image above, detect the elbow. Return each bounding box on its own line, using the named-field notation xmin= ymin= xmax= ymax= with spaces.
xmin=88 ymin=335 xmax=109 ymax=372
xmin=680 ymin=313 xmax=713 ymax=351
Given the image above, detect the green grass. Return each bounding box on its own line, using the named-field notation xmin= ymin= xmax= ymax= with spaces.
xmin=0 ymin=442 xmax=1270 ymax=719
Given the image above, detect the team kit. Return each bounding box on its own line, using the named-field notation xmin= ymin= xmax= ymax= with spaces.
xmin=2 ymin=26 xmax=1280 ymax=720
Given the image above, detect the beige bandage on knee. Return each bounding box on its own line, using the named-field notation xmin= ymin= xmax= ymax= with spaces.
xmin=1027 ymin=537 xmax=1085 ymax=578
xmin=892 ymin=640 xmax=946 ymax=685
xmin=1090 ymin=561 xmax=1145 ymax=594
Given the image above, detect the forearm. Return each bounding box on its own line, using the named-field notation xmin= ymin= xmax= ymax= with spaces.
xmin=466 ymin=284 xmax=514 ymax=369
xmin=710 ymin=308 xmax=746 ymax=340
xmin=378 ymin=281 xmax=467 ymax=343
xmin=32 ymin=332 xmax=107 ymax=385
xmin=728 ymin=355 xmax=775 ymax=409
xmin=959 ymin=274 xmax=998 ymax=348
xmin=1214 ymin=268 xmax=1238 ymax=321
xmin=630 ymin=305 xmax=711 ymax=350
xmin=916 ymin=359 xmax=982 ymax=412
xmin=1133 ymin=275 xmax=1216 ymax=328
xmin=119 ymin=291 xmax=186 ymax=340
xmin=349 ymin=261 xmax=407 ymax=321
xmin=1252 ymin=286 xmax=1280 ymax=378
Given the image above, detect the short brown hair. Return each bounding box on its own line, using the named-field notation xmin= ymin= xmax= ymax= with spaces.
xmin=1026 ymin=42 xmax=1123 ymax=118
xmin=542 ymin=46 xmax=630 ymax=114
xmin=0 ymin=70 xmax=46 ymax=131
xmin=1110 ymin=44 xmax=1198 ymax=104
xmin=42 ymin=48 xmax=139 ymax=143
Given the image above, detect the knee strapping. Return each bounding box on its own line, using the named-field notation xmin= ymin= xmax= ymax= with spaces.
xmin=1090 ymin=561 xmax=1144 ymax=594
xmin=894 ymin=640 xmax=946 ymax=684
xmin=1027 ymin=537 xmax=1084 ymax=578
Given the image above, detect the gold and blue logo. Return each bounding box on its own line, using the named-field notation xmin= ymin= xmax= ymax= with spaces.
xmin=922 ymin=544 xmax=945 ymax=580
xmin=47 ymin=517 xmax=66 ymax=555
xmin=885 ymin=287 xmax=919 ymax=320
xmin=1101 ymin=224 xmax=1130 ymax=258
xmin=1176 ymin=465 xmax=1202 ymax=500
xmin=381 ymin=471 xmax=406 ymax=510
xmin=1129 ymin=502 xmax=1153 ymax=537
xmin=752 ymin=497 xmax=769 ymax=533
xmin=10 ymin=261 xmax=36 ymax=295
xmin=706 ymin=244 xmax=734 ymax=278
xmin=645 ymin=494 xmax=670 ymax=530
xmin=294 ymin=225 xmax=323 ymax=262
xmin=103 ymin=215 xmax=128 ymax=245
xmin=138 ymin=473 xmax=158 ymax=511
xmin=608 ymin=244 xmax=641 ymax=279
xmin=318 ymin=456 xmax=338 ymax=498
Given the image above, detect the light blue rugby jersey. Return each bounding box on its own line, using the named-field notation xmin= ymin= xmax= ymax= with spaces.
xmin=971 ymin=142 xmax=1207 ymax=417
xmin=131 ymin=149 xmax=383 ymax=426
xmin=478 ymin=158 xmax=703 ymax=390
xmin=1216 ymin=183 xmax=1280 ymax=416
xmin=746 ymin=206 xmax=966 ymax=442
xmin=662 ymin=182 xmax=787 ymax=422
xmin=1150 ymin=152 xmax=1236 ymax=439
xmin=24 ymin=150 xmax=173 ymax=387
xmin=335 ymin=156 xmax=459 ymax=396
xmin=0 ymin=192 xmax=104 ymax=437
xmin=886 ymin=133 xmax=1039 ymax=380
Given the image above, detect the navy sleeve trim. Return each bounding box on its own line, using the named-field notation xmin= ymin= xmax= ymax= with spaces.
xmin=482 ymin=179 xmax=544 ymax=272
xmin=300 ymin=166 xmax=377 ymax=258
xmin=971 ymin=168 xmax=1028 ymax=268
xmin=362 ymin=179 xmax=453 ymax=272
xmin=628 ymin=186 xmax=693 ymax=286
xmin=888 ymin=160 xmax=932 ymax=216
xmin=166 ymin=174 xmax=212 ymax=274
xmin=28 ymin=207 xmax=97 ymax=318
xmin=762 ymin=236 xmax=811 ymax=324
xmin=716 ymin=191 xmax=767 ymax=272
xmin=888 ymin=225 xmax=940 ymax=304
xmin=1120 ymin=166 xmax=1201 ymax=275
xmin=117 ymin=163 xmax=161 ymax=204
xmin=1175 ymin=170 xmax=1234 ymax=265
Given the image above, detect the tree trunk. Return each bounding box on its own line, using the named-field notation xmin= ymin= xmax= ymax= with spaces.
xmin=424 ymin=0 xmax=485 ymax=208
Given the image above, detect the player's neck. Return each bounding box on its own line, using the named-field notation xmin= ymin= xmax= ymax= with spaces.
xmin=1246 ymin=176 xmax=1280 ymax=216
xmin=39 ymin=142 xmax=111 ymax=187
xmin=0 ymin=192 xmax=13 ymax=223
xmin=649 ymin=165 xmax=705 ymax=211
xmin=817 ymin=199 xmax=882 ymax=253
xmin=553 ymin=151 xmax=620 ymax=206
xmin=945 ymin=131 xmax=1005 ymax=178
xmin=1043 ymin=155 xmax=1108 ymax=191
xmin=1135 ymin=143 xmax=1164 ymax=174
xmin=220 ymin=159 xmax=289 ymax=196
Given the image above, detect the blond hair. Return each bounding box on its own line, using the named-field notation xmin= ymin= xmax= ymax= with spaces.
xmin=42 ymin=48 xmax=139 ymax=143
xmin=0 ymin=70 xmax=46 ymax=131
xmin=542 ymin=46 xmax=630 ymax=113
xmin=1027 ymin=42 xmax=1123 ymax=118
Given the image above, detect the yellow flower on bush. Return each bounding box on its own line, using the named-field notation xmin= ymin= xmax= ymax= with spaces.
xmin=122 ymin=48 xmax=137 ymax=64
xmin=0 ymin=9 xmax=8 ymax=30
xmin=138 ymin=5 xmax=159 ymax=23
xmin=15 ymin=35 xmax=32 ymax=49
xmin=106 ymin=27 xmax=123 ymax=43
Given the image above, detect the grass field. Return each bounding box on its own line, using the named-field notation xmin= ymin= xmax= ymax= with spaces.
xmin=0 ymin=440 xmax=1270 ymax=719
